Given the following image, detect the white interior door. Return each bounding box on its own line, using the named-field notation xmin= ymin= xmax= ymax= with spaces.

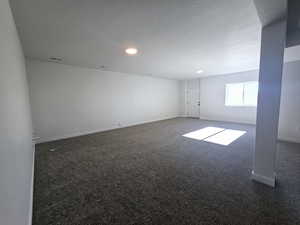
xmin=186 ymin=79 xmax=200 ymax=118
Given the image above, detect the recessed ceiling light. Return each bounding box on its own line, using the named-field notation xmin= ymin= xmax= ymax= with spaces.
xmin=196 ymin=69 xmax=204 ymax=74
xmin=125 ymin=48 xmax=138 ymax=55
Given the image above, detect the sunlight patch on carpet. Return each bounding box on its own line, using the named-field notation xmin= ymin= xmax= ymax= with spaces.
xmin=183 ymin=127 xmax=246 ymax=146
xmin=203 ymin=129 xmax=246 ymax=146
xmin=183 ymin=127 xmax=225 ymax=141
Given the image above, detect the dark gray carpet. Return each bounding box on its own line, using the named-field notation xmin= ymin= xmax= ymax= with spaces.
xmin=33 ymin=118 xmax=300 ymax=225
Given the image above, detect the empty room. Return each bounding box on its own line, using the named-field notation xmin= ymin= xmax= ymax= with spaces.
xmin=1 ymin=0 xmax=300 ymax=224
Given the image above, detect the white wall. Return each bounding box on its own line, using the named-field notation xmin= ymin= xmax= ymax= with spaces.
xmin=278 ymin=60 xmax=300 ymax=143
xmin=199 ymin=70 xmax=259 ymax=125
xmin=27 ymin=59 xmax=180 ymax=143
xmin=180 ymin=60 xmax=300 ymax=143
xmin=0 ymin=1 xmax=34 ymax=225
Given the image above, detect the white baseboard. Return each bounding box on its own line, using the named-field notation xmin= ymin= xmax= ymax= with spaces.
xmin=36 ymin=116 xmax=178 ymax=144
xmin=199 ymin=116 xmax=256 ymax=126
xmin=251 ymin=170 xmax=276 ymax=187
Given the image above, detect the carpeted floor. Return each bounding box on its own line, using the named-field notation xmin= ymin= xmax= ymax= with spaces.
xmin=33 ymin=118 xmax=300 ymax=225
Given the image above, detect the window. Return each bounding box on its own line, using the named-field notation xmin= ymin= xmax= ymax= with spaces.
xmin=225 ymin=82 xmax=258 ymax=107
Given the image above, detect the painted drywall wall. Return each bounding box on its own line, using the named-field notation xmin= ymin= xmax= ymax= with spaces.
xmin=278 ymin=60 xmax=300 ymax=143
xmin=253 ymin=20 xmax=286 ymax=186
xmin=0 ymin=1 xmax=33 ymax=225
xmin=27 ymin=59 xmax=180 ymax=143
xmin=199 ymin=70 xmax=259 ymax=125
xmin=180 ymin=60 xmax=300 ymax=143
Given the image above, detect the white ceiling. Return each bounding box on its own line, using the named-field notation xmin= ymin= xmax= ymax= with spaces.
xmin=10 ymin=0 xmax=300 ymax=79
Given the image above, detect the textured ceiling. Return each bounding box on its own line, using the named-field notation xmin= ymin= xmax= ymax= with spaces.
xmin=9 ymin=0 xmax=300 ymax=79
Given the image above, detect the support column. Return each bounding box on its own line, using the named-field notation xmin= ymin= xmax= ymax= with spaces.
xmin=252 ymin=20 xmax=286 ymax=187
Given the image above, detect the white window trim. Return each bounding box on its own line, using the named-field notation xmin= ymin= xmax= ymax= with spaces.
xmin=225 ymin=81 xmax=258 ymax=107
